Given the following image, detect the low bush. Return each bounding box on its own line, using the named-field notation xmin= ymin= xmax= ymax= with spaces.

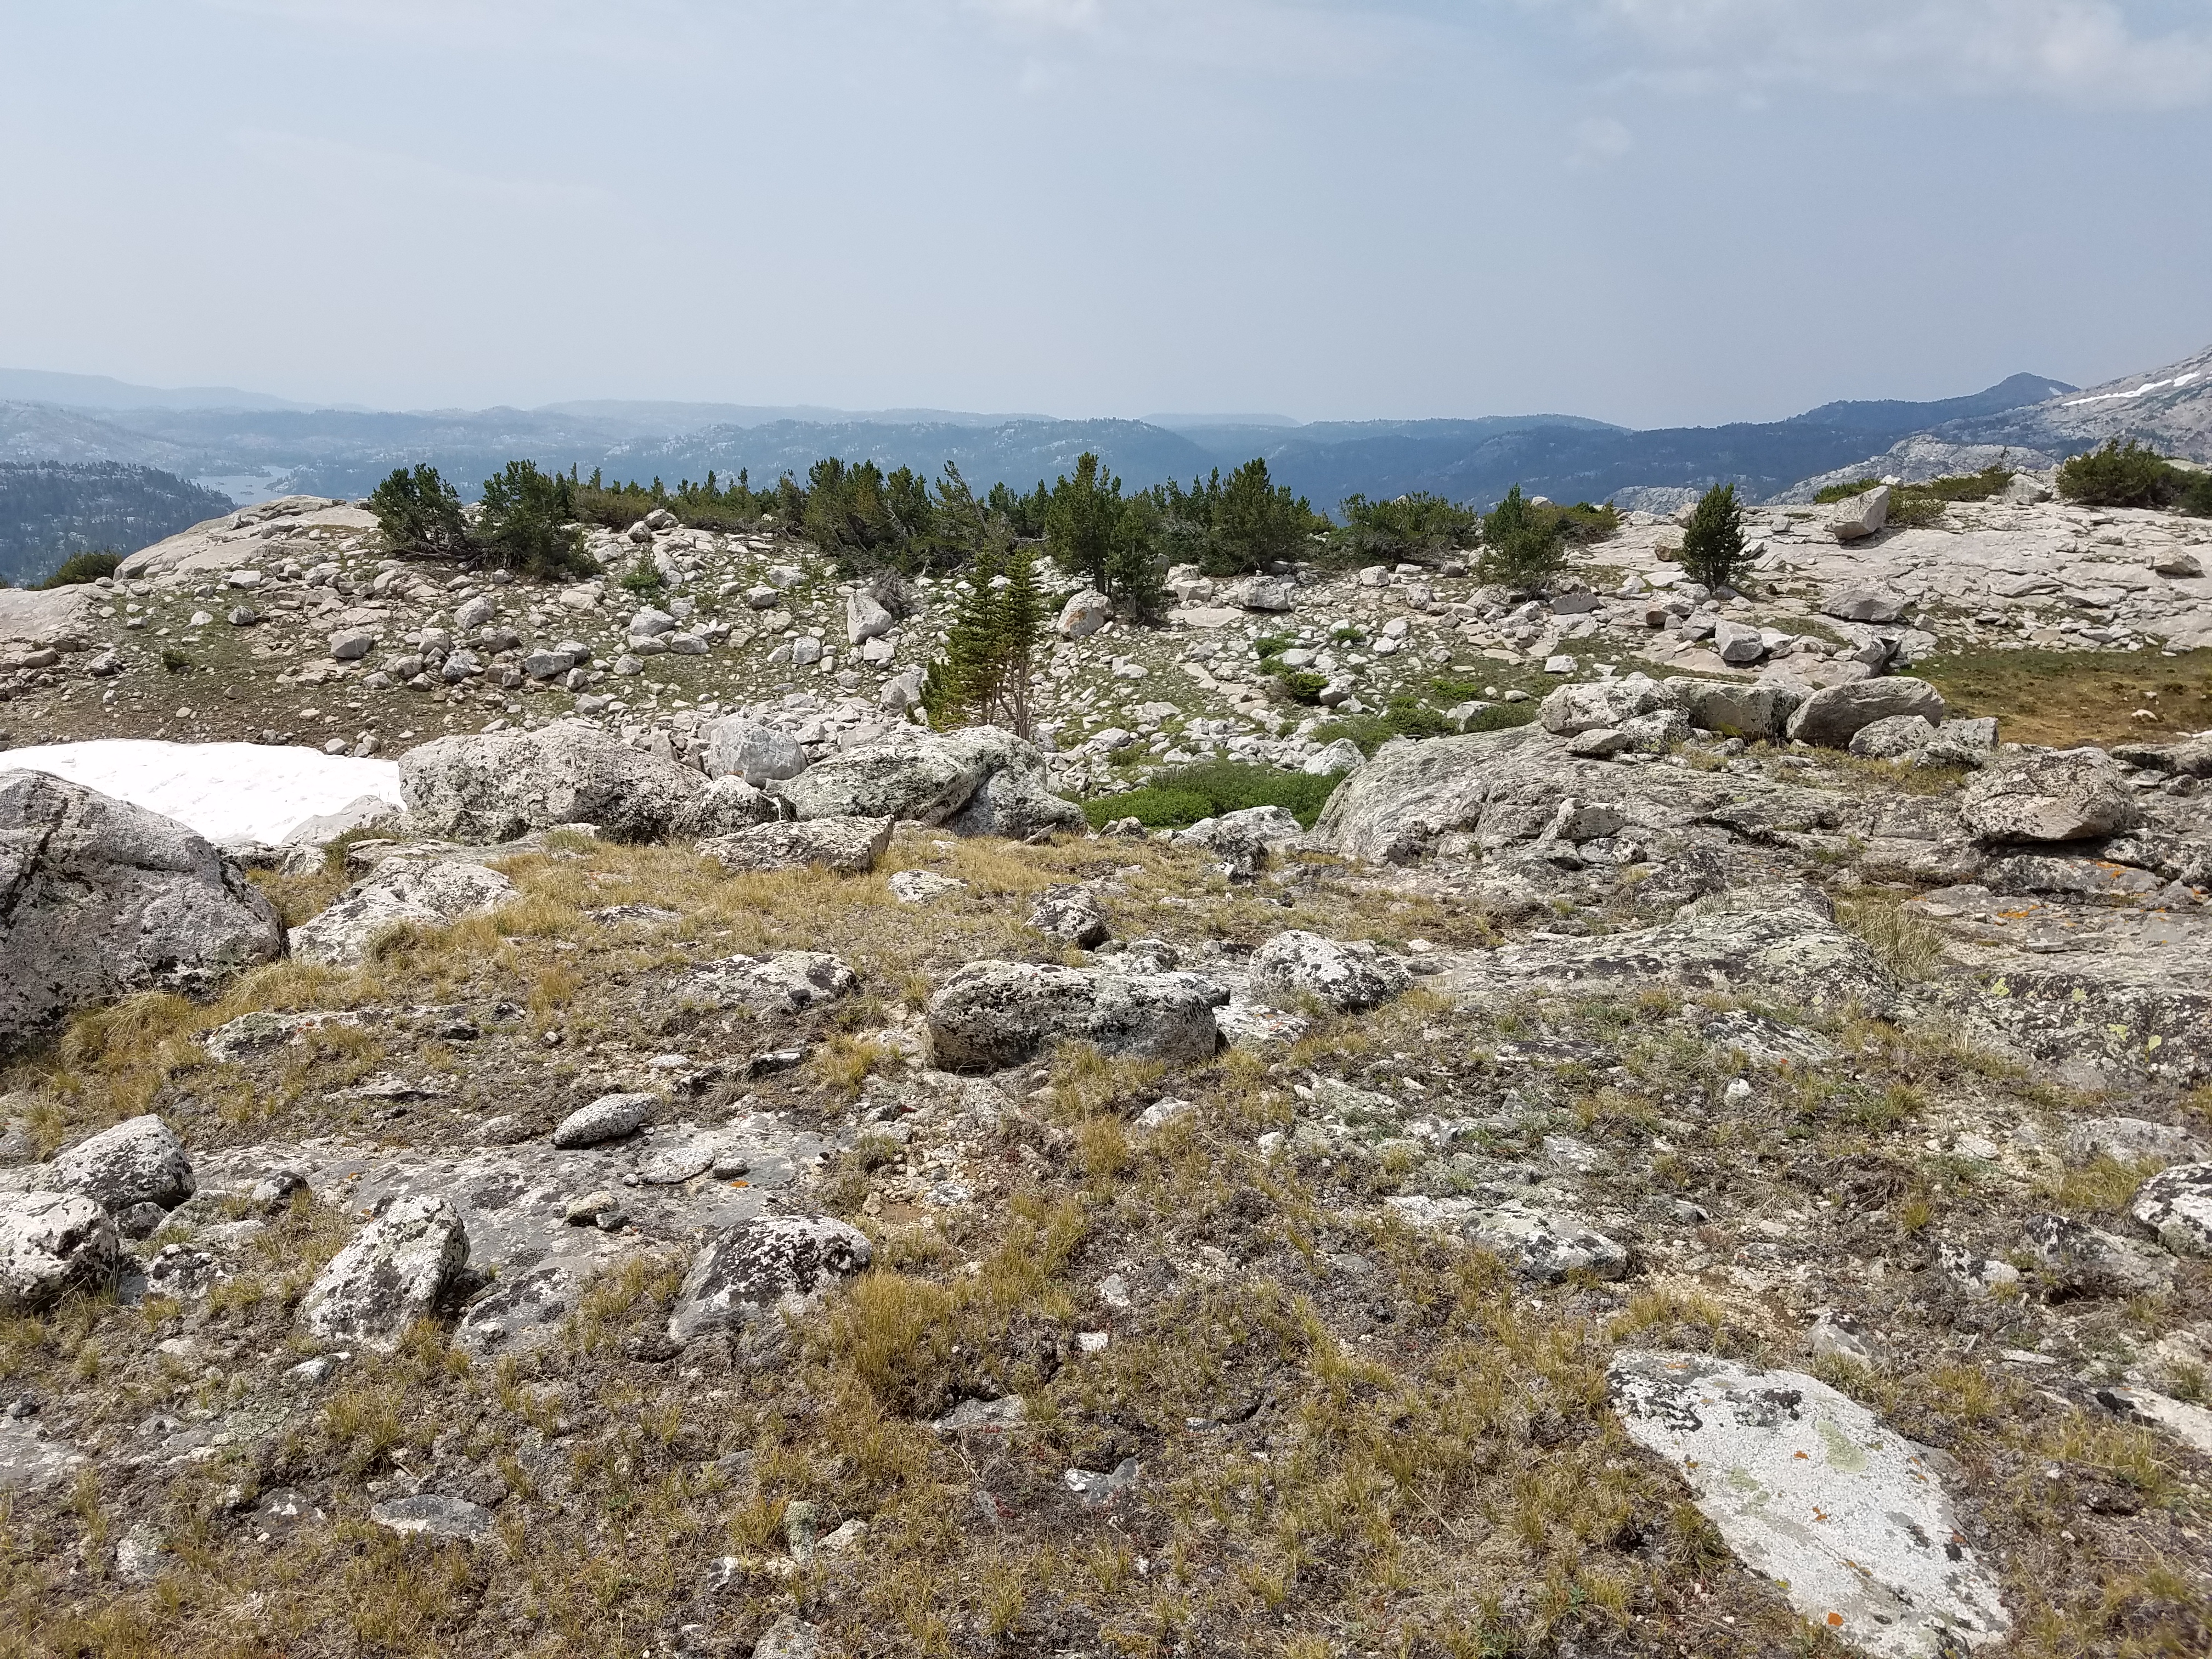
xmin=1081 ymin=760 xmax=1341 ymax=831
xmin=2058 ymin=439 xmax=2212 ymax=515
xmin=1476 ymin=486 xmax=1567 ymax=590
xmin=1332 ymin=492 xmax=1479 ymax=566
xmin=1814 ymin=477 xmax=1882 ymax=505
xmin=34 ymin=550 xmax=121 ymax=588
xmin=1317 ymin=695 xmax=1535 ymax=755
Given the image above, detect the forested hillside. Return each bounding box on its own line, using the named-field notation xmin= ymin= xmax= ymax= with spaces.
xmin=0 ymin=461 xmax=232 ymax=586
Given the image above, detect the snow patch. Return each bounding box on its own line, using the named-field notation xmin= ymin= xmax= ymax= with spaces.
xmin=0 ymin=740 xmax=402 ymax=846
xmin=2066 ymin=370 xmax=2200 ymax=406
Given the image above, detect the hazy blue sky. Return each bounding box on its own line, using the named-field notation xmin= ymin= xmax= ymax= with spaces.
xmin=2 ymin=0 xmax=2209 ymax=425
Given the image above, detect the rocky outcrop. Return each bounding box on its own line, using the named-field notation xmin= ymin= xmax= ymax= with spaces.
xmin=678 ymin=952 xmax=858 ymax=1015
xmin=703 ymin=719 xmax=809 ymax=787
xmin=1784 ymin=677 xmax=1946 ymax=748
xmin=1175 ymin=805 xmax=1304 ymax=879
xmin=298 ymin=1194 xmax=469 ymax=1351
xmin=927 ymin=961 xmax=1222 ymax=1071
xmin=773 ymin=726 xmax=1082 ymax=838
xmin=1610 ymin=1351 xmax=2008 ymax=1658
xmin=44 ymin=1115 xmax=195 ymax=1215
xmin=2131 ymin=1164 xmax=2212 ymax=1256
xmin=1249 ymin=931 xmax=1410 ymax=1012
xmin=0 ymin=771 xmax=285 ymax=1051
xmin=698 ymin=816 xmax=893 ymax=876
xmin=399 ymin=720 xmax=704 ymax=843
xmin=290 ymin=855 xmax=517 ymax=966
xmin=667 ymin=1214 xmax=872 ymax=1345
xmin=1959 ymin=749 xmax=2141 ymax=843
xmin=1 ymin=1190 xmax=117 ymax=1313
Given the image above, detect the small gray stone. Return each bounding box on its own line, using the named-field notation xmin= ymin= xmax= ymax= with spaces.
xmin=1848 ymin=713 xmax=1937 ymax=760
xmin=1028 ymin=885 xmax=1110 ymax=948
xmin=369 ymin=1493 xmax=493 ymax=1541
xmin=2131 ymin=1163 xmax=2212 ymax=1256
xmin=45 ymin=1114 xmax=194 ymax=1214
xmin=1 ymin=1190 xmax=118 ymax=1314
xmin=551 ymin=1093 xmax=656 ymax=1149
xmin=668 ymin=1214 xmax=872 ymax=1345
xmin=698 ymin=816 xmax=891 ymax=876
xmin=1249 ymin=930 xmax=1410 ymax=1013
xmin=298 ymin=1195 xmax=467 ymax=1352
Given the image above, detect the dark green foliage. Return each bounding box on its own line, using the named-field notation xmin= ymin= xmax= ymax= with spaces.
xmin=159 ymin=647 xmax=189 ymax=673
xmin=368 ymin=464 xmax=471 ymax=558
xmin=619 ymin=561 xmax=664 ymax=595
xmin=1533 ymin=499 xmax=1622 ymax=543
xmin=34 ymin=550 xmax=121 ymax=588
xmin=2058 ymin=440 xmax=2210 ymax=514
xmin=802 ymin=458 xmax=909 ymax=572
xmin=920 ymin=538 xmax=1043 ymax=737
xmin=476 ymin=461 xmax=595 ymax=580
xmin=1334 ymin=492 xmax=1479 ymax=566
xmin=574 ymin=468 xmax=775 ymax=533
xmin=1315 ymin=693 xmax=1535 ymax=755
xmin=1081 ymin=760 xmax=1342 ymax=831
xmin=1211 ymin=458 xmax=1318 ymax=574
xmin=1277 ymin=669 xmax=1328 ymax=703
xmin=1476 ymin=486 xmax=1567 ymax=591
xmin=1813 ymin=477 xmax=1883 ymax=505
xmin=1044 ymin=452 xmax=1126 ymax=592
xmin=1678 ymin=483 xmax=1748 ymax=591
xmin=988 ymin=481 xmax=1049 ymax=540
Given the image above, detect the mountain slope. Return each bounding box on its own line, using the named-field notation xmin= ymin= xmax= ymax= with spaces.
xmin=0 ymin=461 xmax=235 ymax=585
xmin=1948 ymin=343 xmax=2212 ymax=463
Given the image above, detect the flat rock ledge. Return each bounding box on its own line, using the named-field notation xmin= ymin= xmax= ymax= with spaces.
xmin=1610 ymin=1350 xmax=2009 ymax=1658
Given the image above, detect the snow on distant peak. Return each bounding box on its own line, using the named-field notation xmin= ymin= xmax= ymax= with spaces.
xmin=2066 ymin=370 xmax=2202 ymax=407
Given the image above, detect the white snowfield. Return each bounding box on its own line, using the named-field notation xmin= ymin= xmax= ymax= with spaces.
xmin=0 ymin=740 xmax=402 ymax=847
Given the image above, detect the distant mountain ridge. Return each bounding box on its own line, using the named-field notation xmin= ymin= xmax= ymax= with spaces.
xmin=0 ymin=461 xmax=233 ymax=586
xmin=5 ymin=346 xmax=2209 ymax=548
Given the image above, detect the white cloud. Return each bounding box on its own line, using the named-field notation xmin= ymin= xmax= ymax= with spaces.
xmin=1527 ymin=0 xmax=2212 ymax=106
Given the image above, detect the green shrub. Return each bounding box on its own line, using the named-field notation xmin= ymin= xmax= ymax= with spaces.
xmin=160 ymin=647 xmax=190 ymax=673
xmin=477 ymin=460 xmax=596 ymax=580
xmin=35 ymin=550 xmax=121 ymax=588
xmin=1679 ymin=483 xmax=1748 ymax=591
xmin=1333 ymin=492 xmax=1479 ymax=565
xmin=1532 ymin=499 xmax=1621 ymax=543
xmin=1813 ymin=477 xmax=1882 ymax=505
xmin=2058 ymin=439 xmax=2207 ymax=512
xmin=1476 ymin=485 xmax=1567 ymax=590
xmin=619 ymin=561 xmax=664 ymax=595
xmin=368 ymin=464 xmax=471 ymax=557
xmin=1315 ymin=695 xmax=1534 ymax=755
xmin=1275 ymin=669 xmax=1328 ymax=703
xmin=1081 ymin=760 xmax=1342 ymax=831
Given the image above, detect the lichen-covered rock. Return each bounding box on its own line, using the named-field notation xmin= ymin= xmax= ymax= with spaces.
xmin=1175 ymin=805 xmax=1304 ymax=879
xmin=0 ymin=771 xmax=285 ymax=1052
xmin=1387 ymin=1195 xmax=1627 ymax=1280
xmin=774 ymin=725 xmax=1081 ymax=839
xmin=1784 ymin=677 xmax=1946 ymax=748
xmin=2069 ymin=1116 xmax=2208 ymax=1166
xmin=44 ymin=1115 xmax=194 ymax=1214
xmin=298 ymin=1195 xmax=468 ymax=1351
xmin=1249 ymin=930 xmax=1411 ymax=1012
xmin=1 ymin=1191 xmax=118 ymax=1313
xmin=290 ymin=855 xmax=516 ymax=966
xmin=702 ymin=719 xmax=809 ymax=787
xmin=1028 ymin=885 xmax=1110 ymax=947
xmin=667 ymin=1214 xmax=872 ymax=1345
xmin=1056 ymin=590 xmax=1111 ymax=640
xmin=1960 ymin=749 xmax=2141 ymax=843
xmin=1610 ymin=1351 xmax=2009 ymax=1657
xmin=927 ymin=960 xmax=1222 ymax=1072
xmin=1538 ymin=674 xmax=1676 ymax=737
xmin=2018 ymin=1212 xmax=2170 ymax=1297
xmin=673 ymin=776 xmax=782 ymax=838
xmin=551 ymin=1093 xmax=657 ymax=1149
xmin=1667 ymin=677 xmax=1801 ymax=741
xmin=1848 ymin=713 xmax=1937 ymax=759
xmin=2132 ymin=1163 xmax=2212 ymax=1255
xmin=678 ymin=952 xmax=857 ymax=1015
xmin=399 ymin=720 xmax=704 ymax=842
xmin=698 ymin=816 xmax=892 ymax=876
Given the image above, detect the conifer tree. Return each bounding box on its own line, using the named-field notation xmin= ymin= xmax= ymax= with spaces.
xmin=1679 ymin=483 xmax=1747 ymax=592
